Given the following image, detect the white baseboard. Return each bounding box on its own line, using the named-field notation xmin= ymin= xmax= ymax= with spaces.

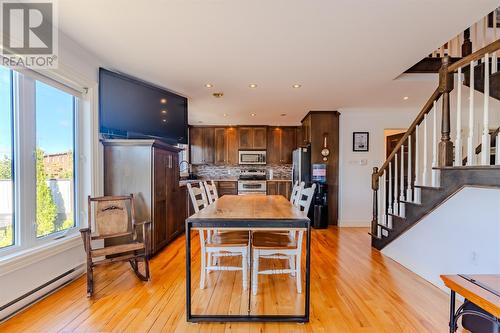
xmin=338 ymin=219 xmax=370 ymax=227
xmin=0 ymin=264 xmax=85 ymax=322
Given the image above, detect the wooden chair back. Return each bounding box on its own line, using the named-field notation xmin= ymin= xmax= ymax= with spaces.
xmin=297 ymin=183 xmax=316 ymax=214
xmin=187 ymin=182 xmax=209 ymax=213
xmin=88 ymin=195 xmax=134 ymax=238
xmin=290 ymin=181 xmax=305 ymax=206
xmin=203 ymin=180 xmax=219 ymax=204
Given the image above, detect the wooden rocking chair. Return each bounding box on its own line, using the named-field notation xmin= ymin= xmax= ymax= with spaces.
xmin=80 ymin=194 xmax=151 ymax=297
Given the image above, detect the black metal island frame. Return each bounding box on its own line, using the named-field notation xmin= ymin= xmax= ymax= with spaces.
xmin=185 ymin=195 xmax=311 ymax=322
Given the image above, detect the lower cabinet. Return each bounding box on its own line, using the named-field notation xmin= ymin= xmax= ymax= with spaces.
xmin=217 ymin=181 xmax=238 ymax=196
xmin=267 ymin=181 xmax=292 ymax=199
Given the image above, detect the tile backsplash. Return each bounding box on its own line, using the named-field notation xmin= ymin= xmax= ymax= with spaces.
xmin=192 ymin=164 xmax=292 ymax=179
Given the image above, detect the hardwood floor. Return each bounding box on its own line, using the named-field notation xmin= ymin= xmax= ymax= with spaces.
xmin=0 ymin=227 xmax=465 ymax=332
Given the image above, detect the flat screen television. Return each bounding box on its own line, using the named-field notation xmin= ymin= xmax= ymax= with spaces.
xmin=99 ymin=68 xmax=188 ymax=144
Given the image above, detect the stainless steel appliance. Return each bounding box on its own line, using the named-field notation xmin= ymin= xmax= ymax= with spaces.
xmin=238 ymin=150 xmax=266 ymax=165
xmin=238 ymin=169 xmax=267 ymax=195
xmin=292 ymin=146 xmax=311 ymax=185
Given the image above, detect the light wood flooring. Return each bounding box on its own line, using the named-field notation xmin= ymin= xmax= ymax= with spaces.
xmin=0 ymin=227 xmax=466 ymax=332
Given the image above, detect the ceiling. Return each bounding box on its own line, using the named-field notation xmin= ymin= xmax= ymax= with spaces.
xmin=58 ymin=0 xmax=499 ymax=125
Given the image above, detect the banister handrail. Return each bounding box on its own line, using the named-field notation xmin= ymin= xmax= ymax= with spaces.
xmin=376 ymin=88 xmax=442 ymax=178
xmin=447 ymin=39 xmax=500 ymax=73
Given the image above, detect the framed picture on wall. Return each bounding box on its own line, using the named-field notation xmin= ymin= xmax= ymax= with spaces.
xmin=353 ymin=132 xmax=369 ymax=152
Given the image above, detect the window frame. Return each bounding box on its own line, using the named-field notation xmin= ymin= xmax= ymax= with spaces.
xmin=0 ymin=69 xmax=83 ymax=257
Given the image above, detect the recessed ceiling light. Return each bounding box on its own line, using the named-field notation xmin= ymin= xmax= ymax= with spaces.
xmin=251 ymin=113 xmax=256 ymax=117
xmin=160 ymin=98 xmax=167 ymax=104
xmin=249 ymin=84 xmax=257 ymax=88
xmin=280 ymin=113 xmax=287 ymax=117
xmin=161 ymin=110 xmax=167 ymax=114
xmin=403 ymin=96 xmax=409 ymax=100
xmin=292 ymin=84 xmax=301 ymax=88
xmin=205 ymin=83 xmax=213 ymax=88
xmin=213 ymin=92 xmax=224 ymax=98
xmin=162 ymin=119 xmax=167 ymax=123
xmin=223 ymin=113 xmax=228 ymax=117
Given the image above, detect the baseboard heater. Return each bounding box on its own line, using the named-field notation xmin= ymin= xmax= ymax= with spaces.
xmin=0 ymin=265 xmax=84 ymax=323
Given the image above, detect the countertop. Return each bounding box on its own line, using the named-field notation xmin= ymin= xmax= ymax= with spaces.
xmin=179 ymin=178 xmax=292 ymax=186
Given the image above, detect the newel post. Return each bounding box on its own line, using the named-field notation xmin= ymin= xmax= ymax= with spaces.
xmin=461 ymin=28 xmax=472 ymax=57
xmin=438 ymin=56 xmax=454 ymax=167
xmin=371 ymin=167 xmax=379 ymax=236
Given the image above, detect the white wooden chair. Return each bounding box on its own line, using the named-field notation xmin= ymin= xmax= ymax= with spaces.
xmin=186 ymin=182 xmax=249 ymax=290
xmin=203 ymin=180 xmax=219 ymax=203
xmin=290 ymin=181 xmax=305 ymax=206
xmin=251 ymin=183 xmax=316 ymax=295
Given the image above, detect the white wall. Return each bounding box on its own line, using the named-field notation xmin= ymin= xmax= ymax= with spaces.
xmin=382 ymin=187 xmax=500 ymax=291
xmin=338 ymin=108 xmax=416 ymax=227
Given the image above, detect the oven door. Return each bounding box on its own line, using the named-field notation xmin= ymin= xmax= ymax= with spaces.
xmin=238 ymin=181 xmax=267 ymax=195
xmin=239 ymin=151 xmax=266 ymax=165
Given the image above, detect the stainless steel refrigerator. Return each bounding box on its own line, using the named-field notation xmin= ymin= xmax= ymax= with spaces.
xmin=292 ymin=146 xmax=311 ymax=185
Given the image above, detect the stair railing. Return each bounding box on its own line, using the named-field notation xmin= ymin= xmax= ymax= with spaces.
xmin=371 ymin=37 xmax=500 ymax=238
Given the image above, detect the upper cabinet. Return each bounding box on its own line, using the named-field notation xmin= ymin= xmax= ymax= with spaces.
xmin=189 ymin=127 xmax=214 ymax=165
xmin=239 ymin=127 xmax=267 ymax=150
xmin=214 ymin=127 xmax=238 ymax=165
xmin=267 ymin=127 xmax=296 ymax=164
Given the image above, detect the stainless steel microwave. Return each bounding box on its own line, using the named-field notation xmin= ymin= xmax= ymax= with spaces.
xmin=238 ymin=150 xmax=266 ymax=165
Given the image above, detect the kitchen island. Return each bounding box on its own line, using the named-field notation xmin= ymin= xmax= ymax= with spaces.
xmin=185 ymin=195 xmax=311 ymax=322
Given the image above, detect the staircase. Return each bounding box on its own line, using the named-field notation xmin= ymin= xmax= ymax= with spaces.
xmin=370 ymin=9 xmax=500 ymax=250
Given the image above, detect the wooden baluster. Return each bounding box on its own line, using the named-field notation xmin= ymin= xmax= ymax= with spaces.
xmin=423 ymin=113 xmax=429 ymax=185
xmin=438 ymin=56 xmax=454 ymax=168
xmin=371 ymin=167 xmax=379 ymax=237
xmin=467 ymin=60 xmax=475 ymax=166
xmin=406 ymin=134 xmax=413 ymax=202
xmin=431 ymin=100 xmax=438 ymax=186
xmin=481 ymin=53 xmax=490 ymax=165
xmin=455 ymin=35 xmax=461 ymax=58
xmin=483 ymin=17 xmax=487 ymax=48
xmin=387 ymin=161 xmax=393 ymax=228
xmin=474 ymin=22 xmax=478 ymax=52
xmin=455 ymin=67 xmax=463 ymax=166
xmin=493 ymin=10 xmax=498 ymax=73
xmin=414 ymin=125 xmax=421 ymax=203
xmin=399 ymin=145 xmax=405 ymax=217
xmin=394 ymin=153 xmax=399 ymax=216
xmin=462 ymin=28 xmax=472 ymax=57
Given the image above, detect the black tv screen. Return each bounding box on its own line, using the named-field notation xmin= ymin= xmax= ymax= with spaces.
xmin=99 ymin=68 xmax=188 ymax=144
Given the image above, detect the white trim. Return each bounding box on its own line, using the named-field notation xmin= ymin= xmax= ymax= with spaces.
xmin=0 ymin=234 xmax=82 ymax=277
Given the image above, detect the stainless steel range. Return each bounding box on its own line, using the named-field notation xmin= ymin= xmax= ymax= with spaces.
xmin=238 ymin=169 xmax=267 ymax=195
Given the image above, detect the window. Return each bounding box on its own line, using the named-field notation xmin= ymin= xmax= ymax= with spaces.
xmin=0 ymin=64 xmax=84 ymax=256
xmin=35 ymin=81 xmax=75 ymax=237
xmin=0 ymin=67 xmax=13 ymax=249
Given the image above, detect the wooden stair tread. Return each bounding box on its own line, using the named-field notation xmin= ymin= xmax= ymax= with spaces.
xmin=206 ymin=231 xmax=249 ymax=247
xmin=377 ymin=224 xmax=391 ymax=230
xmin=91 ymin=242 xmax=144 ymax=257
xmin=414 ymin=185 xmax=441 ymax=190
xmin=400 ymin=200 xmax=421 ymax=205
xmin=387 ymin=212 xmax=405 ymax=219
xmin=252 ymin=232 xmax=297 ymax=249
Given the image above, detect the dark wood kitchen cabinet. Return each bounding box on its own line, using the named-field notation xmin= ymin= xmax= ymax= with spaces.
xmin=267 ymin=181 xmax=292 ymax=198
xmin=267 ymin=127 xmax=296 ymax=164
xmin=238 ymin=127 xmax=267 ymax=150
xmin=189 ymin=127 xmax=214 ymax=164
xmin=103 ymin=139 xmax=186 ymax=255
xmin=217 ymin=181 xmax=238 ymax=196
xmin=214 ymin=127 xmax=238 ymax=165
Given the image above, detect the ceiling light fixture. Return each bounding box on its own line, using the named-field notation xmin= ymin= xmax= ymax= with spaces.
xmin=251 ymin=113 xmax=256 ymax=117
xmin=280 ymin=113 xmax=287 ymax=117
xmin=249 ymin=84 xmax=257 ymax=88
xmin=292 ymin=84 xmax=301 ymax=88
xmin=223 ymin=113 xmax=228 ymax=117
xmin=162 ymin=119 xmax=167 ymax=123
xmin=161 ymin=110 xmax=167 ymax=114
xmin=160 ymin=98 xmax=167 ymax=104
xmin=403 ymin=96 xmax=409 ymax=100
xmin=205 ymin=83 xmax=213 ymax=88
xmin=213 ymin=92 xmax=224 ymax=98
